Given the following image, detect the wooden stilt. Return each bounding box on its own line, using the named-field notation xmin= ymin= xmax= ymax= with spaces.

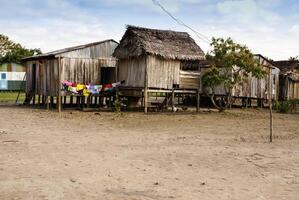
xmin=95 ymin=96 xmax=98 ymax=107
xmin=196 ymin=89 xmax=200 ymax=112
xmin=32 ymin=94 xmax=36 ymax=106
xmin=87 ymin=96 xmax=91 ymax=108
xmin=37 ymin=95 xmax=41 ymax=106
xmin=46 ymin=96 xmax=50 ymax=110
xmin=82 ymin=96 xmax=85 ymax=108
xmin=50 ymin=96 xmax=54 ymax=108
xmin=70 ymin=96 xmax=73 ymax=107
xmin=144 ymin=88 xmax=148 ymax=113
xmin=172 ymin=88 xmax=175 ymax=112
xmin=42 ymin=95 xmax=46 ymax=107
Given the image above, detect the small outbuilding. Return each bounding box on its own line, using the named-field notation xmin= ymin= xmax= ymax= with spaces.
xmin=22 ymin=39 xmax=118 ymax=109
xmin=274 ymin=60 xmax=299 ymax=100
xmin=0 ymin=63 xmax=26 ymax=91
xmin=113 ymin=25 xmax=205 ymax=112
xmin=200 ymin=54 xmax=280 ymax=107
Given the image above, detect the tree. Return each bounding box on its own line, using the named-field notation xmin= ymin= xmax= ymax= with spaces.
xmin=0 ymin=34 xmax=41 ymax=65
xmin=202 ymin=37 xmax=266 ymax=112
xmin=289 ymin=56 xmax=299 ymax=61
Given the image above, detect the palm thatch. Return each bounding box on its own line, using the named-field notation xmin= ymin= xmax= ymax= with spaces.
xmin=113 ymin=25 xmax=205 ymax=61
xmin=274 ymin=60 xmax=299 ymax=81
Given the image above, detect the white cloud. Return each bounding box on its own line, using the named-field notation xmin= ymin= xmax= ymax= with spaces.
xmin=289 ymin=25 xmax=299 ymax=34
xmin=216 ymin=0 xmax=281 ymax=24
xmin=103 ymin=0 xmax=199 ymax=13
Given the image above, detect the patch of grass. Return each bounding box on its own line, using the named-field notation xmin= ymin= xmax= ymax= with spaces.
xmin=0 ymin=91 xmax=26 ymax=103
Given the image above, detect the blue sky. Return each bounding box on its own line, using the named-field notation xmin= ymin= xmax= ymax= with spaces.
xmin=0 ymin=0 xmax=298 ymax=60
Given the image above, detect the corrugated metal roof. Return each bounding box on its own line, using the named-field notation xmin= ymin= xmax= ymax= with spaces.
xmin=22 ymin=39 xmax=118 ymax=61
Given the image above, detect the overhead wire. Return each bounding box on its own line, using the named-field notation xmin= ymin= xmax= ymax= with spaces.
xmin=151 ymin=0 xmax=211 ymax=44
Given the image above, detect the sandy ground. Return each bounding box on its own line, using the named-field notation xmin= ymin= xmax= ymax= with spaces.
xmin=0 ymin=106 xmax=298 ymax=200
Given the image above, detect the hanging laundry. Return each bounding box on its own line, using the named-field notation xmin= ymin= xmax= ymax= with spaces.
xmin=62 ymin=80 xmax=125 ymax=96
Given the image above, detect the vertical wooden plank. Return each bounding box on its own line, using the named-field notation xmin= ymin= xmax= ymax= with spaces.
xmin=46 ymin=96 xmax=50 ymax=110
xmin=269 ymin=68 xmax=273 ymax=143
xmin=144 ymin=56 xmax=148 ymax=113
xmin=172 ymin=88 xmax=175 ymax=112
xmin=196 ymin=89 xmax=200 ymax=112
xmin=38 ymin=95 xmax=41 ymax=106
xmin=70 ymin=96 xmax=73 ymax=107
xmin=57 ymin=57 xmax=62 ymax=112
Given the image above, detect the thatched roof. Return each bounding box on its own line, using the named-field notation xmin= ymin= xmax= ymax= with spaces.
xmin=274 ymin=60 xmax=299 ymax=81
xmin=113 ymin=25 xmax=205 ymax=60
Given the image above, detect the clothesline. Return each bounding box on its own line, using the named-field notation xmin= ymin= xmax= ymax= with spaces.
xmin=62 ymin=80 xmax=125 ymax=97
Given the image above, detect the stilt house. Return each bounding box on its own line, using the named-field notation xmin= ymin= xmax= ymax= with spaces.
xmin=22 ymin=40 xmax=118 ymax=105
xmin=200 ymin=54 xmax=280 ymax=103
xmin=274 ymin=60 xmax=299 ymax=100
xmin=113 ymin=26 xmax=205 ymax=91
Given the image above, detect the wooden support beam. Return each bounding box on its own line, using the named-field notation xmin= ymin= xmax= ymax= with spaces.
xmin=144 ymin=57 xmax=148 ymax=114
xmin=172 ymin=88 xmax=175 ymax=112
xmin=46 ymin=96 xmax=50 ymax=110
xmin=196 ymin=89 xmax=200 ymax=112
xmin=144 ymin=88 xmax=148 ymax=113
xmin=37 ymin=95 xmax=41 ymax=106
xmin=70 ymin=96 xmax=73 ymax=107
xmin=32 ymin=94 xmax=36 ymax=106
xmin=269 ymin=68 xmax=273 ymax=143
xmin=57 ymin=57 xmax=62 ymax=113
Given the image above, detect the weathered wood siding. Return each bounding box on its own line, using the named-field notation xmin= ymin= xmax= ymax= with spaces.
xmin=287 ymin=81 xmax=299 ymax=100
xmin=61 ymin=58 xmax=116 ymax=84
xmin=118 ymin=56 xmax=146 ymax=88
xmin=118 ymin=55 xmax=187 ymax=89
xmin=179 ymin=70 xmax=200 ymax=89
xmin=147 ymin=55 xmax=180 ymax=89
xmin=24 ymin=40 xmax=118 ymax=97
xmin=58 ymin=41 xmax=118 ymax=59
xmin=25 ymin=59 xmax=59 ymax=96
xmin=201 ymin=56 xmax=280 ymax=100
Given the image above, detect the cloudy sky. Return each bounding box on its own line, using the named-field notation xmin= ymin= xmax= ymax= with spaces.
xmin=0 ymin=0 xmax=298 ymax=60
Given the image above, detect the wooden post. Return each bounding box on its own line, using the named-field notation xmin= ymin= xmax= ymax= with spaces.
xmin=32 ymin=94 xmax=36 ymax=106
xmin=57 ymin=57 xmax=62 ymax=112
xmin=196 ymin=89 xmax=200 ymax=112
xmin=37 ymin=95 xmax=41 ymax=106
xmin=172 ymin=88 xmax=175 ymax=112
xmin=46 ymin=96 xmax=50 ymax=110
xmin=269 ymin=68 xmax=273 ymax=143
xmin=70 ymin=96 xmax=73 ymax=107
xmin=166 ymin=93 xmax=168 ymax=108
xmin=144 ymin=57 xmax=148 ymax=114
xmin=42 ymin=95 xmax=45 ymax=107
xmin=87 ymin=96 xmax=91 ymax=108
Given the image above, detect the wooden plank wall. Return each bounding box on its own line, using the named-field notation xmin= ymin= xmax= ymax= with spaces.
xmin=147 ymin=55 xmax=180 ymax=89
xmin=118 ymin=55 xmax=202 ymax=90
xmin=288 ymin=81 xmax=299 ymax=100
xmin=25 ymin=59 xmax=59 ymax=96
xmin=60 ymin=58 xmax=102 ymax=85
xmin=118 ymin=56 xmax=146 ymax=88
xmin=200 ymin=60 xmax=280 ymax=100
xmin=58 ymin=41 xmax=118 ymax=59
xmin=179 ymin=70 xmax=201 ymax=89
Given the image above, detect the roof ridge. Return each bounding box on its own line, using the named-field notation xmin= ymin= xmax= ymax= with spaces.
xmin=127 ymin=25 xmax=189 ymax=35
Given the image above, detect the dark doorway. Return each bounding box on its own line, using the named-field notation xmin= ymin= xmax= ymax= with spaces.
xmin=101 ymin=67 xmax=116 ymax=84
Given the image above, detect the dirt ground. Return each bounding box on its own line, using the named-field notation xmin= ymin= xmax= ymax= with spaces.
xmin=0 ymin=106 xmax=298 ymax=200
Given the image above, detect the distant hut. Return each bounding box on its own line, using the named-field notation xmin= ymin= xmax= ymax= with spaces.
xmin=200 ymin=54 xmax=280 ymax=107
xmin=113 ymin=26 xmax=205 ymax=112
xmin=0 ymin=63 xmax=26 ymax=91
xmin=22 ymin=39 xmax=118 ymax=109
xmin=274 ymin=60 xmax=299 ymax=100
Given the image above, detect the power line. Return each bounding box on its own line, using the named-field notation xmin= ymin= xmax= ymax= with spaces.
xmin=152 ymin=0 xmax=211 ymax=44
